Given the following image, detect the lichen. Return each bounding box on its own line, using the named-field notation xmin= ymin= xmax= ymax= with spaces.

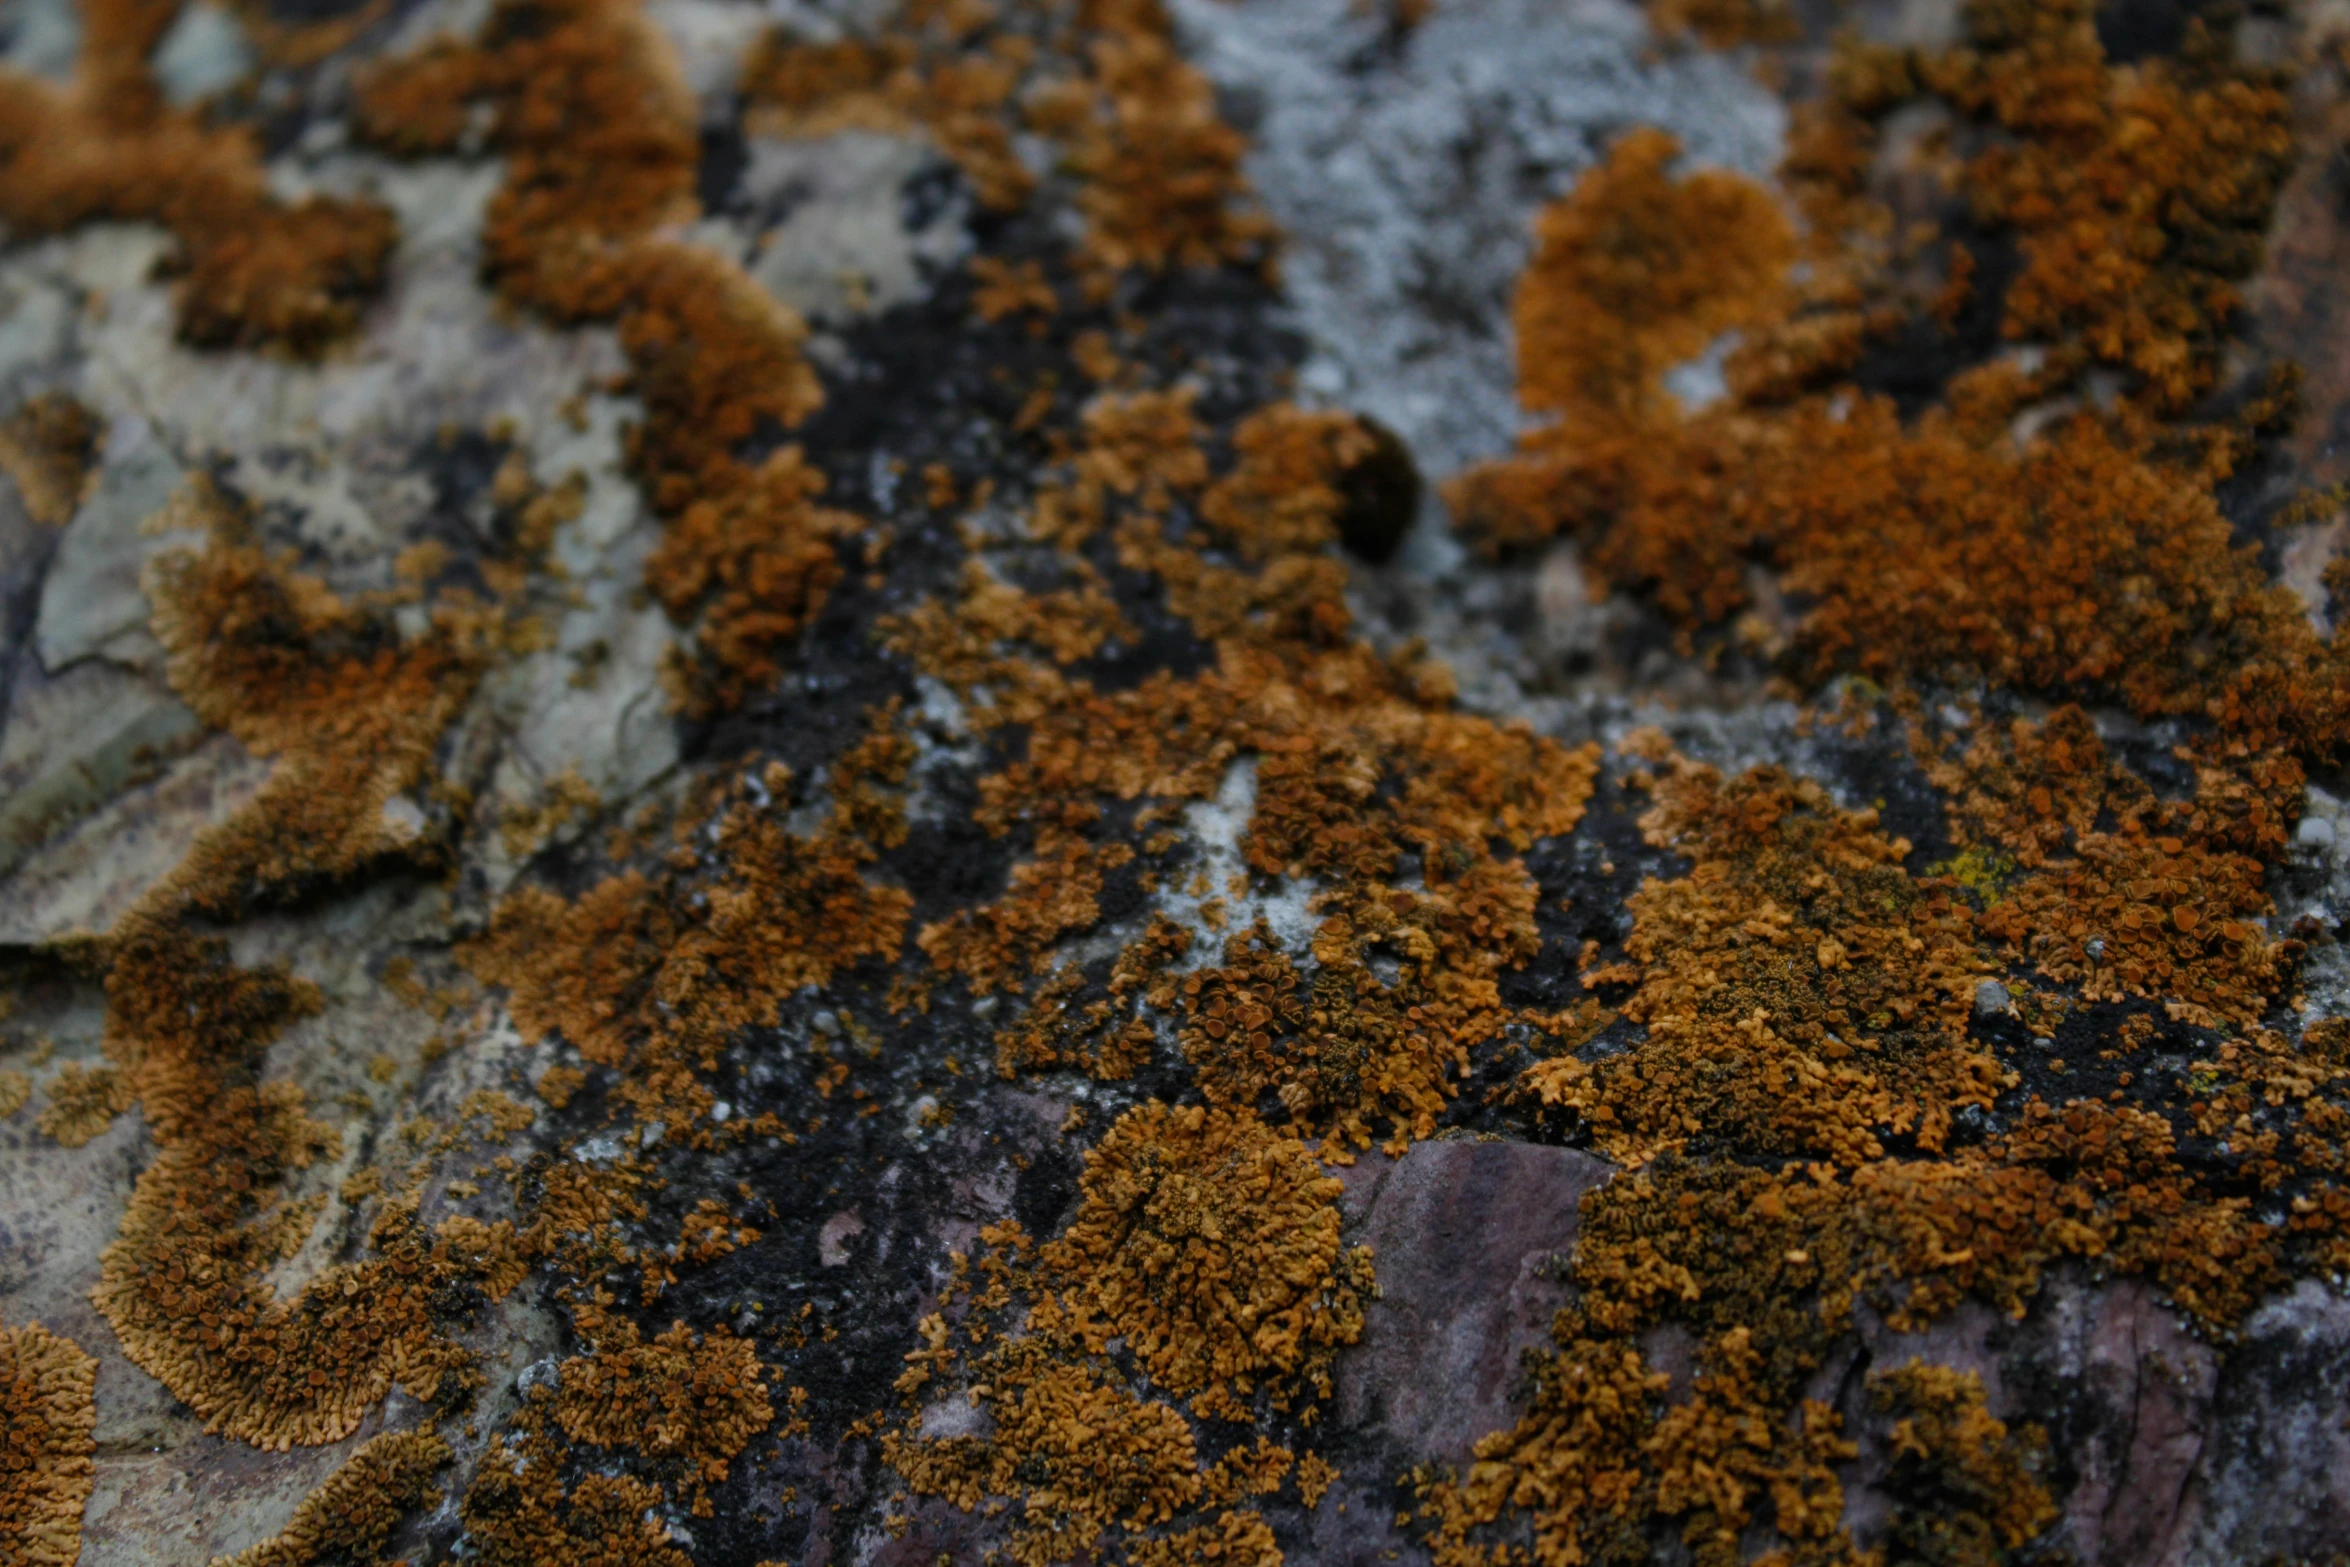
xmin=1047 ymin=1102 xmax=1371 ymax=1419
xmin=0 ymin=393 xmax=100 ymax=527
xmin=35 ymin=1061 xmax=130 ymax=1148
xmin=208 ymin=1429 xmax=452 ymax=1567
xmin=1867 ymin=1360 xmax=2055 ymax=1567
xmin=551 ymin=1314 xmax=772 ymax=1509
xmin=0 ymin=1 xmax=395 ymax=353
xmin=881 ymin=1105 xmax=1360 ymax=1563
xmin=0 ymin=1319 xmax=96 ymax=1567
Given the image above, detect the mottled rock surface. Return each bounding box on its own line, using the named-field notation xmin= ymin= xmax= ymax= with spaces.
xmin=5 ymin=0 xmax=2350 ymax=1562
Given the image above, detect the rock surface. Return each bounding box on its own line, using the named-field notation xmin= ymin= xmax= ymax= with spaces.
xmin=4 ymin=0 xmax=2350 ymax=1563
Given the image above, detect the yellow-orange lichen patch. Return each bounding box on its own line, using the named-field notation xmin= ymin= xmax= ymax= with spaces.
xmin=1510 ymin=127 xmax=1793 ymax=430
xmin=1645 ymin=0 xmax=1800 ymax=48
xmin=900 ymin=413 xmax=1599 ymax=1146
xmin=461 ymin=1398 xmax=694 ymax=1567
xmin=1450 ymin=1 xmax=2342 ymax=773
xmin=888 ymin=1355 xmax=1204 ymax=1566
xmin=1923 ymin=708 xmax=2293 ymax=1027
xmin=1523 ymin=758 xmax=2000 ymax=1168
xmin=740 ymin=31 xmax=1033 ymax=213
xmin=0 ymin=1319 xmax=97 ymax=1567
xmin=358 ymin=0 xmax=832 ymax=712
xmin=1048 ymin=1102 xmax=1370 ymax=1420
xmin=0 ymin=0 xmax=395 ymax=354
xmin=209 ymin=1428 xmax=452 ymax=1567
xmin=553 ymin=1316 xmax=771 ymax=1498
xmin=357 ymin=0 xmax=822 ymax=497
xmin=885 ymin=1111 xmax=1359 ymax=1560
xmin=464 ymin=874 xmax=667 ymax=1068
xmin=466 ymin=743 xmax=913 ymax=1122
xmin=743 ymin=0 xmax=1264 ymax=285
xmin=90 ymin=930 xmax=505 ymax=1451
xmin=0 ymin=1069 xmax=28 ymax=1120
xmin=1123 ymin=1507 xmax=1283 ymax=1566
xmin=140 ymin=484 xmax=484 ymax=918
xmin=645 ymin=448 xmax=861 ymax=715
xmin=1866 ymin=1360 xmax=2055 ymax=1564
xmin=1023 ymin=2 xmax=1271 ymax=284
xmin=994 ymin=914 xmax=1191 ymax=1080
xmin=1932 ymin=0 xmax=2294 ymax=415
xmin=919 ymin=833 xmax=1134 ymax=996
xmin=0 ymin=393 xmax=100 ymax=527
xmin=35 ymin=1062 xmax=131 ymax=1148
xmin=1197 ymin=405 xmax=1376 ymax=564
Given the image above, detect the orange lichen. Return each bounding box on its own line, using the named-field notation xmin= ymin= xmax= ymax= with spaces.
xmin=1123 ymin=1508 xmax=1283 ymax=1566
xmin=739 ymin=31 xmax=1034 ymax=213
xmin=141 ymin=484 xmax=484 ymax=918
xmin=0 ymin=393 xmax=100 ymax=527
xmin=1928 ymin=708 xmax=2292 ymax=1026
xmin=552 ymin=1316 xmax=772 ymax=1499
xmin=1198 ymin=405 xmax=1378 ymax=564
xmin=0 ymin=1319 xmax=96 ymax=1567
xmin=1451 ymin=4 xmax=2338 ymax=777
xmin=1523 ymin=758 xmax=1999 ymax=1168
xmin=1510 ymin=127 xmax=1793 ymax=430
xmin=35 ymin=1062 xmax=131 ymax=1148
xmin=994 ymin=913 xmax=1191 ymax=1079
xmin=919 ymin=834 xmax=1134 ymax=995
xmin=465 ymin=731 xmax=913 ymax=1121
xmin=461 ymin=1400 xmax=694 ymax=1567
xmin=0 ymin=0 xmax=395 ymax=354
xmin=89 ymin=930 xmax=502 ymax=1450
xmin=1934 ymin=0 xmax=2294 ymax=414
xmin=1866 ymin=1360 xmax=2055 ymax=1566
xmin=742 ymin=0 xmax=1265 ymax=285
xmin=645 ymin=448 xmax=860 ymax=714
xmin=884 ymin=1108 xmax=1358 ymax=1561
xmin=209 ymin=1429 xmax=453 ymax=1567
xmin=888 ymin=1356 xmax=1205 ymax=1566
xmin=1024 ymin=1 xmax=1271 ymax=283
xmin=1047 ymin=1102 xmax=1370 ymax=1419
xmin=1645 ymin=0 xmax=1800 ymax=48
xmin=358 ymin=0 xmax=830 ymax=712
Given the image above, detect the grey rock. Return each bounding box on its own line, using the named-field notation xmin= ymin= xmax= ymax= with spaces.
xmin=1336 ymin=1138 xmax=1614 ymax=1461
xmin=150 ymin=0 xmax=254 ymax=107
xmin=32 ymin=412 xmax=192 ymax=676
xmin=0 ymin=0 xmax=78 ymax=79
xmin=1170 ymin=0 xmax=1784 ymax=485
xmin=730 ymin=131 xmax=970 ymax=325
xmin=0 ymin=655 xmax=206 ymax=886
xmin=1974 ymin=978 xmax=2013 ymax=1016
